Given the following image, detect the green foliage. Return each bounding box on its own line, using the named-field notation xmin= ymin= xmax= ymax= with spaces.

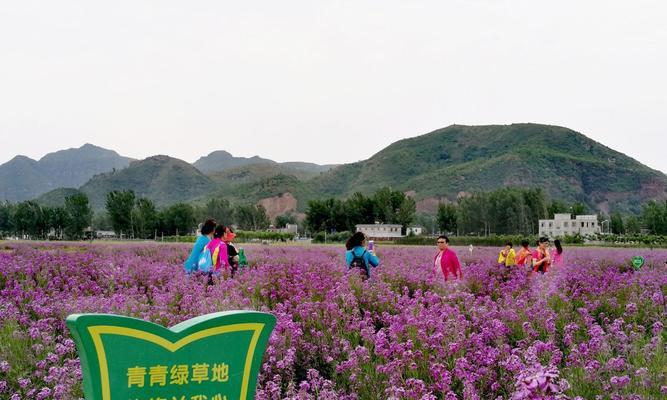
xmin=64 ymin=193 xmax=92 ymax=239
xmin=625 ymin=215 xmax=641 ymax=234
xmin=275 ymin=212 xmax=297 ymax=228
xmin=160 ymin=230 xmax=294 ymax=243
xmin=611 ymin=212 xmax=625 ymax=234
xmin=133 ymin=198 xmax=159 ymax=239
xmin=13 ymin=201 xmax=44 ymax=238
xmin=437 ymin=203 xmax=457 ymax=233
xmin=456 ymin=187 xmax=548 ymax=236
xmin=0 ymin=202 xmax=13 ymax=236
xmin=81 ymin=155 xmax=215 ymax=210
xmin=312 ymin=231 xmax=352 ymax=243
xmin=305 ymin=188 xmax=416 ymax=234
xmin=234 ymin=204 xmax=270 ymax=231
xmin=158 ymin=203 xmax=196 ymax=236
xmin=105 ymin=190 xmax=136 ymax=236
xmin=641 ymin=200 xmax=667 ymax=234
xmin=396 ymin=234 xmax=537 ymax=246
xmin=547 ymin=200 xmax=568 ymax=218
xmin=197 ymin=198 xmax=234 ymax=226
xmin=309 ymin=124 xmax=667 ymax=214
xmin=570 ymin=201 xmax=587 ymax=216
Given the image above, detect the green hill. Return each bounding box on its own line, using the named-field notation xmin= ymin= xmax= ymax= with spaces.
xmin=35 ymin=188 xmax=83 ymax=207
xmin=80 ymin=156 xmax=215 ymax=209
xmin=14 ymin=124 xmax=666 ymax=215
xmin=193 ymin=150 xmax=336 ymax=174
xmin=308 ymin=124 xmax=667 ymax=213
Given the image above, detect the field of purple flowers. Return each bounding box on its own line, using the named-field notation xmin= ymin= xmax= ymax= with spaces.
xmin=0 ymin=242 xmax=665 ymax=399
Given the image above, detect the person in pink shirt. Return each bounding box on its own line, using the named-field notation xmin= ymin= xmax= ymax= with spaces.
xmin=433 ymin=235 xmax=463 ymax=282
xmin=551 ymin=239 xmax=563 ymax=266
xmin=206 ymin=225 xmax=229 ymax=276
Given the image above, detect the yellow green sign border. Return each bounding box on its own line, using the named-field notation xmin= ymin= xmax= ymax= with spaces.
xmin=67 ymin=311 xmax=276 ymax=400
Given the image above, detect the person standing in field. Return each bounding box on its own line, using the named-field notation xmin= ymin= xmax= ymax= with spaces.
xmin=206 ymin=225 xmax=229 ymax=276
xmin=498 ymin=241 xmax=516 ymax=267
xmin=516 ymin=239 xmax=533 ymax=267
xmin=223 ymin=227 xmax=240 ymax=278
xmin=434 ymin=235 xmax=463 ymax=282
xmin=183 ymin=218 xmax=216 ymax=273
xmin=551 ymin=239 xmax=563 ymax=266
xmin=345 ymin=232 xmax=380 ymax=279
xmin=532 ymin=237 xmax=551 ymax=274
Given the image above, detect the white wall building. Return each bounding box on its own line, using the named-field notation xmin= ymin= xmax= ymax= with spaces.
xmin=407 ymin=226 xmax=423 ymax=236
xmin=356 ymin=223 xmax=404 ymax=238
xmin=539 ymin=213 xmax=600 ymax=238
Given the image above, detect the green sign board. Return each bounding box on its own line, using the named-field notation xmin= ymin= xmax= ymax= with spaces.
xmin=67 ymin=311 xmax=276 ymax=400
xmin=631 ymin=256 xmax=645 ymax=271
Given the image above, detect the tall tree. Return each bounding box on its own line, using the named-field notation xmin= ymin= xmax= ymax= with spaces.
xmin=134 ymin=198 xmax=158 ymax=239
xmin=305 ymin=199 xmax=329 ymax=233
xmin=547 ymin=200 xmax=568 ymax=218
xmin=235 ymin=204 xmax=270 ymax=231
xmin=610 ymin=212 xmax=625 ymax=235
xmin=106 ymin=190 xmax=136 ymax=237
xmin=570 ymin=202 xmax=587 ymax=217
xmin=625 ymin=215 xmax=641 ymax=234
xmin=345 ymin=192 xmax=376 ymax=228
xmin=199 ymin=198 xmax=234 ymax=226
xmin=275 ymin=213 xmax=297 ymax=228
xmin=395 ymin=195 xmax=416 ymax=233
xmin=64 ymin=193 xmax=92 ymax=239
xmin=159 ymin=203 xmax=196 ymax=236
xmin=641 ymin=200 xmax=667 ymax=235
xmin=437 ymin=203 xmax=458 ymax=234
xmin=13 ymin=201 xmax=44 ymax=238
xmin=46 ymin=206 xmax=69 ymax=239
xmin=0 ymin=202 xmax=12 ymax=236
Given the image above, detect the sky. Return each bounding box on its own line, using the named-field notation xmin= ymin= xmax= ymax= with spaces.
xmin=1 ymin=0 xmax=666 ymax=172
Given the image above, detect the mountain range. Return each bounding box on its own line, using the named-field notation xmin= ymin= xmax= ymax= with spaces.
xmin=3 ymin=124 xmax=666 ymax=219
xmin=0 ymin=144 xmax=133 ymax=202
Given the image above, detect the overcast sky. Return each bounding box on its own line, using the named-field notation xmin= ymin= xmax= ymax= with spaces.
xmin=1 ymin=1 xmax=666 ymax=172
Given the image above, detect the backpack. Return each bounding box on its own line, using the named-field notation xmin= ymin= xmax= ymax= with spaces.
xmin=350 ymin=249 xmax=368 ymax=277
xmin=197 ymin=246 xmax=214 ymax=273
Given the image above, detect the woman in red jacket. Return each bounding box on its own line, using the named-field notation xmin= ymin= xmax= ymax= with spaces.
xmin=532 ymin=237 xmax=551 ymax=274
xmin=433 ymin=235 xmax=463 ymax=282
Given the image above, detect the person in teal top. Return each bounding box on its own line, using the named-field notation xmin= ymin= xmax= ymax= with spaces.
xmin=183 ymin=219 xmax=216 ymax=273
xmin=345 ymin=232 xmax=380 ymax=278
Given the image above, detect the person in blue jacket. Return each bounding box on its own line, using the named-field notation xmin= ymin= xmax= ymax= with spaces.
xmin=183 ymin=218 xmax=217 ymax=273
xmin=345 ymin=232 xmax=380 ymax=278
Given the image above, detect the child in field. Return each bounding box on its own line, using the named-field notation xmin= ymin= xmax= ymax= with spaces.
xmin=532 ymin=237 xmax=551 ymax=274
xmin=498 ymin=241 xmax=516 ymax=267
xmin=223 ymin=227 xmax=240 ymax=278
xmin=551 ymin=239 xmax=563 ymax=266
xmin=516 ymin=239 xmax=533 ymax=267
xmin=206 ymin=225 xmax=229 ymax=276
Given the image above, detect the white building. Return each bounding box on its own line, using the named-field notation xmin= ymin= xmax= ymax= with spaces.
xmin=268 ymin=224 xmax=298 ymax=235
xmin=356 ymin=223 xmax=404 ymax=238
xmin=539 ymin=213 xmax=600 ymax=238
xmin=407 ymin=226 xmax=423 ymax=236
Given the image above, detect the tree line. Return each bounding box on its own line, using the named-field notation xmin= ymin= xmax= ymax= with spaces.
xmin=305 ymin=187 xmax=417 ymax=234
xmin=103 ymin=191 xmax=272 ymax=238
xmin=0 ymin=191 xmax=273 ymax=240
xmin=604 ymin=200 xmax=667 ymax=235
xmin=0 ymin=193 xmax=92 ymax=239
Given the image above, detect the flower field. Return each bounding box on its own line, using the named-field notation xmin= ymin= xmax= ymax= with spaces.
xmin=0 ymin=242 xmax=666 ymax=399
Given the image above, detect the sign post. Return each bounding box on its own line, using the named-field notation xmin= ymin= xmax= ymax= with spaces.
xmin=67 ymin=311 xmax=276 ymax=400
xmin=631 ymin=256 xmax=645 ymax=271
